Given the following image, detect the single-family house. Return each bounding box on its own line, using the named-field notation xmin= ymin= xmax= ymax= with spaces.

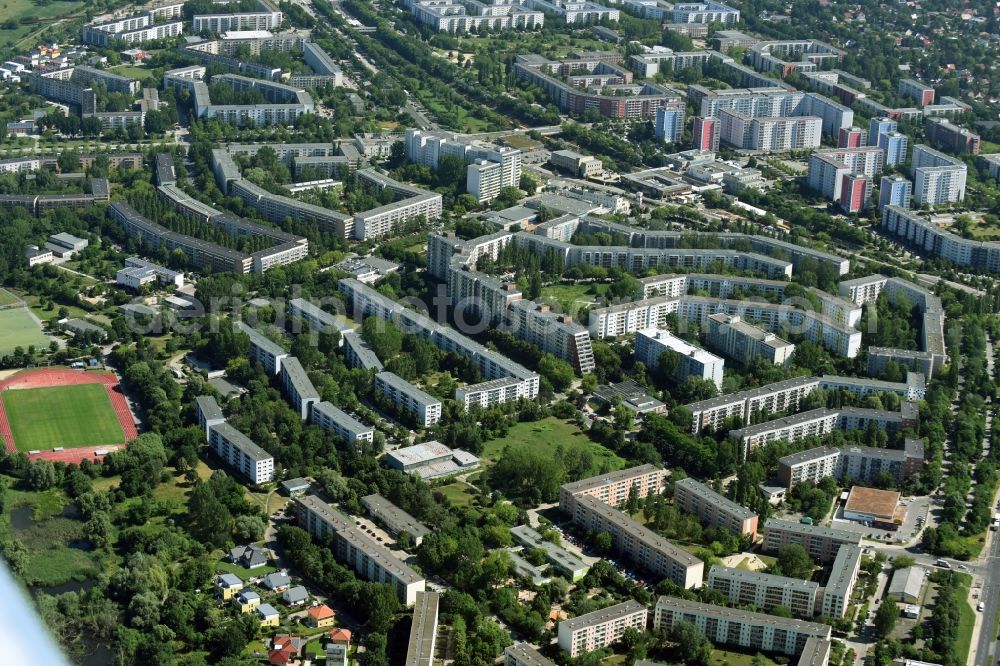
xmin=216 ymin=573 xmax=243 ymax=600
xmin=307 ymin=603 xmax=335 ymax=628
xmin=268 ymin=634 xmax=304 ymax=666
xmin=282 ymin=585 xmax=309 ymax=606
xmin=257 ymin=603 xmax=280 ymax=627
xmin=229 ymin=544 xmax=269 ymax=569
xmin=328 ymin=627 xmax=352 ymax=646
xmin=235 ymin=589 xmax=261 ymax=614
xmin=326 ymin=642 xmax=348 ymax=666
xmin=263 ymin=571 xmax=291 ymax=592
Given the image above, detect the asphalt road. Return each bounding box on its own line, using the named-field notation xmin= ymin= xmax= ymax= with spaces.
xmin=972 ymin=520 xmax=1000 ymax=666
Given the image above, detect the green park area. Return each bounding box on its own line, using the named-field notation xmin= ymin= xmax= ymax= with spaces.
xmin=2 ymin=383 xmax=125 ymax=451
xmin=539 ymin=283 xmax=609 ymax=315
xmin=0 ymin=0 xmax=85 ymax=50
xmin=482 ymin=416 xmax=625 ymax=470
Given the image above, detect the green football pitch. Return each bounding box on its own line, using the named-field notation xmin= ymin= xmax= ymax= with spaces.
xmin=2 ymin=384 xmax=126 ymax=451
xmin=0 ymin=308 xmax=49 ymax=355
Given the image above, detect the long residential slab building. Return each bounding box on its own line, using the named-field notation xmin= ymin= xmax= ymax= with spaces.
xmin=707 ymin=565 xmax=819 ymax=616
xmin=683 ymin=372 xmax=925 ymax=434
xmin=729 ymin=403 xmax=918 ymax=457
xmin=653 ymin=597 xmax=832 ymax=655
xmin=557 ymin=600 xmax=648 ymax=658
xmin=762 ymin=519 xmax=862 ymax=564
xmin=559 ymin=466 xmax=703 ymax=588
xmin=777 ymin=438 xmax=926 ymax=490
xmin=339 ymin=278 xmax=540 ymax=404
xmin=296 ymin=495 xmax=426 ymax=605
xmin=673 ymin=477 xmax=759 ymax=538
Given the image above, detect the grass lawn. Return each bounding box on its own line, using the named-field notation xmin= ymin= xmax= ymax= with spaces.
xmin=710 ymin=648 xmax=777 ymax=666
xmin=0 ymin=0 xmax=85 ymax=50
xmin=215 ymin=559 xmax=279 ymax=578
xmin=109 ymin=64 xmax=155 ymax=82
xmin=0 ymin=307 xmax=49 ymax=355
xmin=2 ymin=383 xmax=125 ymax=451
xmin=503 ymin=134 xmax=542 ymax=150
xmin=436 ymin=482 xmax=477 ymax=507
xmin=481 ymin=417 xmax=626 ymax=470
xmin=955 ymin=572 xmax=976 ymax=666
xmin=539 ymin=283 xmax=608 ymax=314
xmin=0 ymin=288 xmax=21 ymax=307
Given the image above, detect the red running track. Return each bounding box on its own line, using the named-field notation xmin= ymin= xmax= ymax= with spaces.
xmin=0 ymin=368 xmax=139 ymax=464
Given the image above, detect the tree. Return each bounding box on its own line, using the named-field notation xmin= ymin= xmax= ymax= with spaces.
xmin=26 ymin=460 xmax=58 ymax=490
xmin=187 ymin=478 xmax=234 ymax=548
xmin=233 ymin=515 xmax=265 ymax=542
xmin=86 ymin=511 xmax=114 ymax=550
xmin=873 ymin=601 xmax=899 ymax=639
xmin=595 ymin=531 xmax=613 ymax=553
xmin=670 ymin=620 xmax=712 ymax=666
xmin=773 ymin=544 xmax=814 ymax=580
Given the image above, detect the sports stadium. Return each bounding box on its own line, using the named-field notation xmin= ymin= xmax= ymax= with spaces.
xmin=0 ymin=368 xmax=139 ymax=463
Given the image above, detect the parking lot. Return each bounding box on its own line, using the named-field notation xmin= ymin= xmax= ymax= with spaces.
xmin=830 ymin=495 xmax=931 ymax=544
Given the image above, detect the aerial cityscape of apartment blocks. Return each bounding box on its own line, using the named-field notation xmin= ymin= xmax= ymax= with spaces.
xmin=837 ymin=126 xmax=866 ymax=148
xmin=237 ymin=321 xmax=289 ymax=376
xmin=195 ymin=395 xmax=225 ymax=438
xmin=556 ymin=600 xmax=648 ymax=657
xmin=404 ymin=591 xmax=440 ymax=666
xmin=924 ymin=117 xmax=981 ymax=155
xmin=684 ymin=376 xmax=819 ymax=434
xmin=690 ymin=86 xmax=853 ymax=137
xmin=762 ymin=519 xmax=863 ymax=564
xmin=673 ymin=477 xmax=759 ymax=538
xmin=507 ymin=300 xmax=596 ymax=374
xmin=707 ymin=565 xmax=819 ymax=616
xmin=653 ymin=597 xmax=832 ymax=655
xmin=504 ymin=643 xmax=555 ymax=666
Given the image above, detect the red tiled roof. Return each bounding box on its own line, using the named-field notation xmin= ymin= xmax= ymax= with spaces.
xmin=329 ymin=627 xmax=352 ymax=643
xmin=308 ymin=604 xmax=335 ymax=621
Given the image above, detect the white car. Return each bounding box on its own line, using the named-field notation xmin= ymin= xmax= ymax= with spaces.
xmin=977 ymin=602 xmax=985 ymax=612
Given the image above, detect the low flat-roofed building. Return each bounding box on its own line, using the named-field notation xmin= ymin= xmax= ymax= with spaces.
xmin=361 ymin=494 xmax=431 ymax=547
xmin=385 ymin=441 xmax=480 ymax=480
xmin=887 ymin=566 xmax=926 ymax=603
xmin=557 ymin=600 xmax=648 ymax=658
xmin=592 ymin=379 xmax=666 ymax=415
xmin=843 ymin=486 xmax=901 ymax=525
xmin=505 ymin=643 xmax=555 ymax=666
xmin=510 ymin=524 xmax=590 ymax=581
